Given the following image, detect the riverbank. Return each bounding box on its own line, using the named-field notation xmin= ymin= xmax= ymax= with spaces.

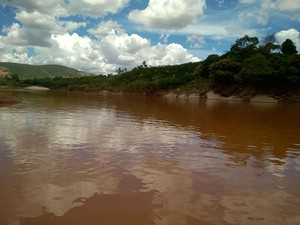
xmin=2 ymin=84 xmax=300 ymax=104
xmin=68 ymin=87 xmax=300 ymax=103
xmin=160 ymin=85 xmax=300 ymax=103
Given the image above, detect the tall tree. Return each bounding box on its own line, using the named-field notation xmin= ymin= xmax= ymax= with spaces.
xmin=197 ymin=54 xmax=220 ymax=78
xmin=281 ymin=39 xmax=298 ymax=55
xmin=229 ymin=35 xmax=259 ymax=61
xmin=259 ymin=34 xmax=280 ymax=58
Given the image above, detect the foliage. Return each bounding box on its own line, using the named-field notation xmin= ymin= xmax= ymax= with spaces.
xmin=237 ymin=53 xmax=273 ymax=84
xmin=195 ymin=54 xmax=220 ymax=78
xmin=281 ymin=39 xmax=298 ymax=55
xmin=229 ymin=35 xmax=259 ymax=61
xmin=209 ymin=59 xmax=241 ymax=84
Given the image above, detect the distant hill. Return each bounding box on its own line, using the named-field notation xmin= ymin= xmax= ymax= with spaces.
xmin=0 ymin=62 xmax=93 ymax=79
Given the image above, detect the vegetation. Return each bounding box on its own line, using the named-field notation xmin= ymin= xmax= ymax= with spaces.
xmin=0 ymin=62 xmax=92 ymax=79
xmin=0 ymin=35 xmax=299 ymax=101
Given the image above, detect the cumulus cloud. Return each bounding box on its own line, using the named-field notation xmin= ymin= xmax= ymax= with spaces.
xmin=128 ymin=0 xmax=206 ymax=29
xmin=0 ymin=41 xmax=33 ymax=64
xmin=0 ymin=10 xmax=86 ymax=48
xmin=88 ymin=20 xmax=125 ymax=37
xmin=275 ymin=28 xmax=300 ymax=51
xmin=15 ymin=10 xmax=58 ymax=30
xmin=0 ymin=0 xmax=67 ymax=16
xmin=86 ymin=21 xmax=199 ymax=72
xmin=1 ymin=23 xmax=52 ymax=47
xmin=0 ymin=20 xmax=199 ymax=74
xmin=147 ymin=43 xmax=199 ymax=66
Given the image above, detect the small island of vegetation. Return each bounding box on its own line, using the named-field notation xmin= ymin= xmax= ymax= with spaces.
xmin=1 ymin=35 xmax=299 ymax=102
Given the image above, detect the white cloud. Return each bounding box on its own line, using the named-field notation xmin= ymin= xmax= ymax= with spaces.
xmin=238 ymin=0 xmax=275 ymax=25
xmin=239 ymin=0 xmax=256 ymax=4
xmin=15 ymin=10 xmax=58 ymax=30
xmin=0 ymin=41 xmax=33 ymax=64
xmin=67 ymin=0 xmax=130 ymax=18
xmin=1 ymin=23 xmax=52 ymax=47
xmin=128 ymin=0 xmax=206 ymax=29
xmin=87 ymin=21 xmax=199 ymax=72
xmin=58 ymin=21 xmax=87 ymax=33
xmin=159 ymin=34 xmax=170 ymax=43
xmin=187 ymin=35 xmax=205 ymax=48
xmin=274 ymin=0 xmax=300 ymax=12
xmin=148 ymin=43 xmax=200 ymax=66
xmin=275 ymin=28 xmax=300 ymax=51
xmin=88 ymin=20 xmax=125 ymax=37
xmin=238 ymin=0 xmax=300 ymax=26
xmin=0 ymin=20 xmax=199 ymax=74
xmin=0 ymin=0 xmax=129 ymax=18
xmin=1 ymin=10 xmax=85 ymax=48
xmin=178 ymin=22 xmax=258 ymax=41
xmin=0 ymin=0 xmax=67 ymax=17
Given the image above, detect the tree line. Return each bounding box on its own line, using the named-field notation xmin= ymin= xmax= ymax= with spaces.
xmin=197 ymin=35 xmax=299 ymax=88
xmin=1 ymin=35 xmax=299 ymax=96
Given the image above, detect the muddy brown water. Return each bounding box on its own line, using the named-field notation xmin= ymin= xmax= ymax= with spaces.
xmin=0 ymin=89 xmax=300 ymax=225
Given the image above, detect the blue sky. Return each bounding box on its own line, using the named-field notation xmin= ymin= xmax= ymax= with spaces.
xmin=0 ymin=0 xmax=299 ymax=74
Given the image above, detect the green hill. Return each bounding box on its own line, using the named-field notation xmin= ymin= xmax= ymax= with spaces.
xmin=0 ymin=62 xmax=92 ymax=79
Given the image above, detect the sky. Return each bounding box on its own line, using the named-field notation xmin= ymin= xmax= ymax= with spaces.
xmin=0 ymin=0 xmax=300 ymax=74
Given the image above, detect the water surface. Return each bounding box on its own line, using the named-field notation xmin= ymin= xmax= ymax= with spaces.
xmin=0 ymin=89 xmax=300 ymax=225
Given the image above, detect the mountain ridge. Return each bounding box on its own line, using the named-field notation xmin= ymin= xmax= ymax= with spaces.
xmin=0 ymin=62 xmax=93 ymax=79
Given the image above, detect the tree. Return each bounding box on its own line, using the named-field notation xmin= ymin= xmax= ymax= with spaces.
xmin=229 ymin=35 xmax=259 ymax=61
xmin=142 ymin=61 xmax=148 ymax=68
xmin=235 ymin=35 xmax=259 ymax=48
xmin=259 ymin=34 xmax=280 ymax=58
xmin=116 ymin=68 xmax=122 ymax=74
xmin=262 ymin=34 xmax=276 ymax=46
xmin=209 ymin=58 xmax=241 ymax=84
xmin=281 ymin=39 xmax=298 ymax=55
xmin=237 ymin=53 xmax=273 ymax=84
xmin=196 ymin=54 xmax=220 ymax=78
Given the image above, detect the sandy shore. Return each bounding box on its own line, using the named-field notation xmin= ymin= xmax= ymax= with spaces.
xmin=24 ymin=86 xmax=50 ymax=91
xmin=205 ymin=91 xmax=243 ymax=101
xmin=250 ymin=95 xmax=278 ymax=103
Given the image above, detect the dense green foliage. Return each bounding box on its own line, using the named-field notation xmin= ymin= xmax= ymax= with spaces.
xmin=281 ymin=39 xmax=298 ymax=55
xmin=1 ymin=35 xmax=299 ymax=97
xmin=196 ymin=35 xmax=300 ymax=89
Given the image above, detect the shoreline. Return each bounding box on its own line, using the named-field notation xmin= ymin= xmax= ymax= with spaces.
xmin=160 ymin=89 xmax=300 ymax=103
xmin=1 ymin=86 xmax=299 ymax=104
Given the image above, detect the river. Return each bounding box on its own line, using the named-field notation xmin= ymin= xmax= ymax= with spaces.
xmin=0 ymin=89 xmax=300 ymax=225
